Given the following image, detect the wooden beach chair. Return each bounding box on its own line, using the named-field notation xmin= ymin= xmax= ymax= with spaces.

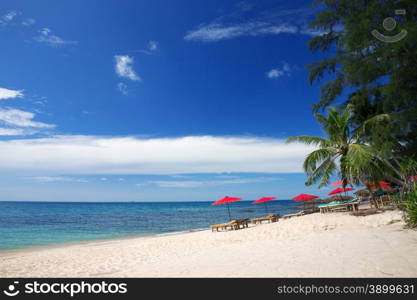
xmin=210 ymin=220 xmax=238 ymax=232
xmin=319 ymin=199 xmax=359 ymax=213
xmin=380 ymin=195 xmax=392 ymax=207
xmin=236 ymin=218 xmax=250 ymax=229
xmin=251 ymin=214 xmax=278 ymax=225
xmin=369 ymin=195 xmax=379 ymax=208
xmin=281 ymin=211 xmax=305 ymax=219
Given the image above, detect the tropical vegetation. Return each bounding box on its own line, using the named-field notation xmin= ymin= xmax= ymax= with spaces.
xmin=290 ymin=0 xmax=417 ymax=226
xmin=286 ymin=106 xmax=394 ymax=187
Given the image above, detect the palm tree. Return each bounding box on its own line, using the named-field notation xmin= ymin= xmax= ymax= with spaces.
xmin=286 ymin=107 xmax=393 ymax=188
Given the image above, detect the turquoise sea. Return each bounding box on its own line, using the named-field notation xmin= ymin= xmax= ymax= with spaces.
xmin=0 ymin=200 xmax=299 ymax=250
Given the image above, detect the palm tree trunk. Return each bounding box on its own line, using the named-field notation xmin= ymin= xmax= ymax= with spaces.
xmin=382 ymin=158 xmax=404 ymax=180
xmin=383 ymin=173 xmax=405 ymax=186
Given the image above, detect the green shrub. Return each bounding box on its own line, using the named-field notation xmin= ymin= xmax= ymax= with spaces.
xmin=404 ymin=183 xmax=417 ymax=228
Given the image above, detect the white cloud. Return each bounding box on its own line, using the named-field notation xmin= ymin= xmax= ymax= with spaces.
xmin=114 ymin=55 xmax=140 ymax=81
xmin=149 ymin=177 xmax=283 ymax=188
xmin=267 ymin=63 xmax=291 ymax=79
xmin=30 ymin=176 xmax=88 ymax=183
xmin=117 ymin=82 xmax=128 ymax=95
xmin=3 ymin=11 xmax=18 ymax=21
xmin=34 ymin=28 xmax=77 ymax=47
xmin=135 ymin=40 xmax=159 ymax=55
xmin=185 ymin=21 xmax=298 ymax=42
xmin=0 ymin=108 xmax=55 ymax=128
xmin=0 ymin=128 xmax=36 ymax=136
xmin=22 ymin=18 xmax=36 ymax=26
xmin=267 ymin=69 xmax=284 ymax=79
xmin=0 ymin=87 xmax=24 ymax=100
xmin=300 ymin=27 xmax=328 ymax=36
xmin=300 ymin=24 xmax=343 ymax=37
xmin=148 ymin=40 xmax=158 ymax=51
xmin=0 ymin=135 xmax=314 ymax=175
xmin=184 ymin=5 xmax=322 ymax=42
xmin=1 ymin=11 xmax=20 ymax=25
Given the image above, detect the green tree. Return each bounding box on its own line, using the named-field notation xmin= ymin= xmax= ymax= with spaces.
xmin=307 ymin=0 xmax=417 ymax=159
xmin=286 ymin=107 xmax=403 ymax=187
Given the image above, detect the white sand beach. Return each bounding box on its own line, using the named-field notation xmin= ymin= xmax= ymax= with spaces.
xmin=1 ymin=209 xmax=417 ymax=277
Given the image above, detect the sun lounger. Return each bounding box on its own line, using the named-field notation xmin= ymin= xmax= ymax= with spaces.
xmin=236 ymin=218 xmax=250 ymax=228
xmin=282 ymin=211 xmax=304 ymax=219
xmin=319 ymin=199 xmax=359 ymax=213
xmin=210 ymin=220 xmax=238 ymax=232
xmin=302 ymin=207 xmax=319 ymax=214
xmin=379 ymin=195 xmax=392 ymax=207
xmin=251 ymin=214 xmax=278 ymax=225
xmin=210 ymin=218 xmax=249 ymax=232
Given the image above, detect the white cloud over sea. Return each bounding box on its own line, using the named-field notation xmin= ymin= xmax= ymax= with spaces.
xmin=148 ymin=177 xmax=284 ymax=188
xmin=0 ymin=108 xmax=55 ymax=128
xmin=0 ymin=135 xmax=313 ymax=175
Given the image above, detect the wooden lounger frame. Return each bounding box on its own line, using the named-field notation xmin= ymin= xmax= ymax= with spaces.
xmin=281 ymin=211 xmax=305 ymax=219
xmin=210 ymin=218 xmax=249 ymax=232
xmin=319 ymin=201 xmax=359 ymax=213
xmin=251 ymin=214 xmax=278 ymax=224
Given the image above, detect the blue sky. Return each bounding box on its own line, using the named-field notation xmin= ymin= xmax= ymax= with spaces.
xmin=0 ymin=0 xmax=344 ymax=202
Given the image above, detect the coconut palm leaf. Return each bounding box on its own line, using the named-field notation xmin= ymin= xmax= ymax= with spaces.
xmin=286 ymin=106 xmax=401 ymax=188
xmin=285 ymin=136 xmax=332 ymax=147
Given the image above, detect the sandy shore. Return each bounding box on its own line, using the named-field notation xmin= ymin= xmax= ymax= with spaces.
xmin=1 ymin=209 xmax=417 ymax=277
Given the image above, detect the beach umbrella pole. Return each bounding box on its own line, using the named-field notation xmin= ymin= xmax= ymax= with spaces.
xmin=227 ymin=203 xmax=231 ymax=221
xmin=264 ymin=202 xmax=268 ymax=214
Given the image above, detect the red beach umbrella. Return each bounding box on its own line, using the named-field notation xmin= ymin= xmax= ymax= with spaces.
xmin=292 ymin=194 xmax=318 ymax=202
xmin=367 ymin=181 xmax=390 ymax=190
xmin=328 ymin=187 xmax=355 ymax=195
xmin=252 ymin=197 xmax=277 ymax=204
xmin=212 ymin=196 xmax=243 ymax=221
xmin=292 ymin=194 xmax=318 ymax=210
xmin=330 ymin=180 xmax=344 ymax=186
xmin=252 ymin=197 xmax=277 ymax=213
xmin=407 ymin=175 xmax=417 ymax=182
xmin=330 ymin=180 xmax=351 ymax=187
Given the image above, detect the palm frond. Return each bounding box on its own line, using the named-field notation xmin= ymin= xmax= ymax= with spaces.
xmin=305 ymin=155 xmax=338 ymax=187
xmin=353 ymin=113 xmax=391 ymax=139
xmin=303 ymin=148 xmax=336 ymax=172
xmin=285 ymin=136 xmax=331 ymax=147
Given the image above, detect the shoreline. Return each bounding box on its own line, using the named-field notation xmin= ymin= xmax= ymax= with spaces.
xmin=1 ymin=209 xmax=417 ymax=277
xmin=0 ymin=227 xmax=209 ymax=256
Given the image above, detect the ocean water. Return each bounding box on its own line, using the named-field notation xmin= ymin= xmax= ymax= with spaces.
xmin=0 ymin=201 xmax=299 ymax=250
